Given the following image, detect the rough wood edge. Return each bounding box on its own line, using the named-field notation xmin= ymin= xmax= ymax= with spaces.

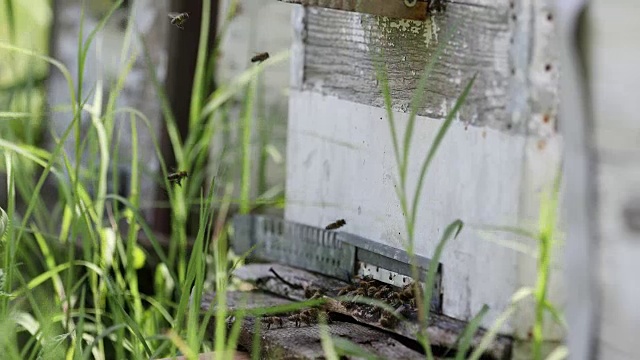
xmin=232 ymin=263 xmax=513 ymax=359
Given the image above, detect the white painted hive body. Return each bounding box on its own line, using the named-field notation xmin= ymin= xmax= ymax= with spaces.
xmin=283 ymin=1 xmax=563 ymax=352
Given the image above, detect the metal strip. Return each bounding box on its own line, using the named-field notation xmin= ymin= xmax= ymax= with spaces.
xmin=277 ymin=0 xmax=432 ymax=21
xmin=232 ymin=215 xmax=442 ymax=311
xmin=232 ymin=215 xmax=356 ymax=281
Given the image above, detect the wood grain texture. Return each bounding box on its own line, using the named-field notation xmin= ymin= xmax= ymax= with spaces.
xmin=228 ymin=263 xmax=513 ymax=359
xmin=278 ymin=0 xmax=432 ymax=21
xmin=199 ymin=289 xmax=425 ymax=359
xmin=298 ymin=4 xmax=516 ymax=131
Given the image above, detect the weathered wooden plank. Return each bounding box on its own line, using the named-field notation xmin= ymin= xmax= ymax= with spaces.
xmin=232 ymin=263 xmax=513 ymax=359
xmin=157 ymin=351 xmax=250 ymax=360
xmin=299 ymin=4 xmax=515 ymax=131
xmin=560 ymin=0 xmax=640 ymax=358
xmin=199 ymin=290 xmax=425 ymax=359
xmin=238 ymin=316 xmax=426 ymax=360
xmin=278 ymin=0 xmax=433 ymax=21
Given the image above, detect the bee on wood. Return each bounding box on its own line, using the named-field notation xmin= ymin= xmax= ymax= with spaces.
xmin=350 ymin=288 xmax=366 ymax=297
xmin=373 ymin=287 xmax=390 ymax=300
xmin=304 ymin=286 xmax=323 ymax=300
xmin=400 ymin=282 xmax=419 ymax=301
xmin=250 ymin=52 xmax=270 ymax=63
xmin=379 ymin=310 xmax=398 ymax=329
xmin=168 ymin=12 xmax=189 ymax=29
xmin=337 ymin=284 xmax=356 ymax=296
xmin=325 ymin=219 xmax=346 ymax=230
xmin=386 ymin=291 xmax=403 ymax=307
xmin=263 ymin=316 xmax=284 ymax=329
xmin=167 ymin=170 xmax=188 ymax=187
xmin=288 ymin=312 xmax=312 ymax=327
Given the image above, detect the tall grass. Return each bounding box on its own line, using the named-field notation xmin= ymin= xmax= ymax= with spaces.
xmin=0 ymin=1 xmax=288 ymax=359
xmin=0 ymin=1 xmax=567 ymax=359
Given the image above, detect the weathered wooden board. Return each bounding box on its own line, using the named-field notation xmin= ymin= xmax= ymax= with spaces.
xmin=562 ymin=0 xmax=640 ymax=359
xmin=199 ymin=289 xmax=426 ymax=359
xmin=298 ymin=4 xmax=514 ymax=131
xmin=237 ymin=316 xmax=427 ymax=360
xmin=157 ymin=351 xmax=250 ymax=360
xmin=230 ymin=263 xmax=513 ymax=359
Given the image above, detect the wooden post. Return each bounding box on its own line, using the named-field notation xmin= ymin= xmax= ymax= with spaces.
xmin=560 ymin=0 xmax=640 ymax=358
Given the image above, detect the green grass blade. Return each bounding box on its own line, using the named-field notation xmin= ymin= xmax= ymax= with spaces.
xmin=544 ymin=345 xmax=568 ymax=360
xmin=189 ymin=0 xmax=211 ymax=128
xmin=318 ymin=315 xmax=339 ymax=360
xmin=409 ymin=74 xmax=477 ymax=229
xmin=401 ymin=26 xmax=456 ymax=186
xmin=373 ymin=53 xmax=400 ymax=177
xmin=81 ymin=323 xmax=128 ymax=360
xmin=0 ymin=206 xmax=7 ymax=240
xmin=468 ymin=288 xmax=533 ymax=360
xmin=422 ymin=220 xmax=464 ymax=325
xmin=454 ymin=304 xmax=489 ymax=360
xmin=251 ymin=318 xmax=262 ymax=360
xmin=240 ymin=78 xmax=257 ymax=214
xmin=2 ymin=0 xmax=16 ymax=43
xmin=331 ymin=337 xmax=382 ymax=360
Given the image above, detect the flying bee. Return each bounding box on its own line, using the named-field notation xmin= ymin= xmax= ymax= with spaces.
xmin=325 ymin=219 xmax=346 ymax=230
xmin=250 ymin=52 xmax=270 ymax=63
xmin=168 ymin=12 xmax=189 ymax=29
xmin=263 ymin=316 xmax=284 ymax=329
xmin=167 ymin=170 xmax=188 ymax=187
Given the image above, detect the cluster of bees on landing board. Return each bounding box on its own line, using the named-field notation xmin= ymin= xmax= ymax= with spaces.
xmin=262 ymin=274 xmax=419 ymax=331
xmin=168 ymin=12 xmax=270 ymax=64
xmin=335 ymin=275 xmax=418 ymax=328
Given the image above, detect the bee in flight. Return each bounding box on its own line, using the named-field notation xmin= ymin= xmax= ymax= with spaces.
xmin=325 ymin=219 xmax=346 ymax=230
xmin=167 ymin=170 xmax=188 ymax=187
xmin=251 ymin=52 xmax=270 ymax=63
xmin=168 ymin=12 xmax=189 ymax=29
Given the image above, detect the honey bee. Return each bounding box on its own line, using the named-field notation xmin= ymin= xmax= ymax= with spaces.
xmin=386 ymin=291 xmax=403 ymax=307
xmin=367 ymin=286 xmax=379 ymax=297
xmin=288 ymin=311 xmax=313 ymax=327
xmin=350 ymin=288 xmax=366 ymax=297
xmin=336 ymin=284 xmax=356 ymax=296
xmin=400 ymin=283 xmax=418 ymax=301
xmin=263 ymin=316 xmax=284 ymax=329
xmin=379 ymin=310 xmax=398 ymax=328
xmin=304 ymin=286 xmax=323 ymax=300
xmin=168 ymin=12 xmax=189 ymax=29
xmin=167 ymin=170 xmax=188 ymax=186
xmin=373 ymin=288 xmax=389 ymax=300
xmin=250 ymin=52 xmax=270 ymax=63
xmin=325 ymin=219 xmax=346 ymax=230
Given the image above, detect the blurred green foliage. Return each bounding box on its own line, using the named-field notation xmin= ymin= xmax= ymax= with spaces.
xmin=0 ymin=0 xmax=52 ymax=149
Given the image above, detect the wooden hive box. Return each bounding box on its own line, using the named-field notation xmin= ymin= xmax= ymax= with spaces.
xmin=281 ymin=0 xmax=563 ymax=356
